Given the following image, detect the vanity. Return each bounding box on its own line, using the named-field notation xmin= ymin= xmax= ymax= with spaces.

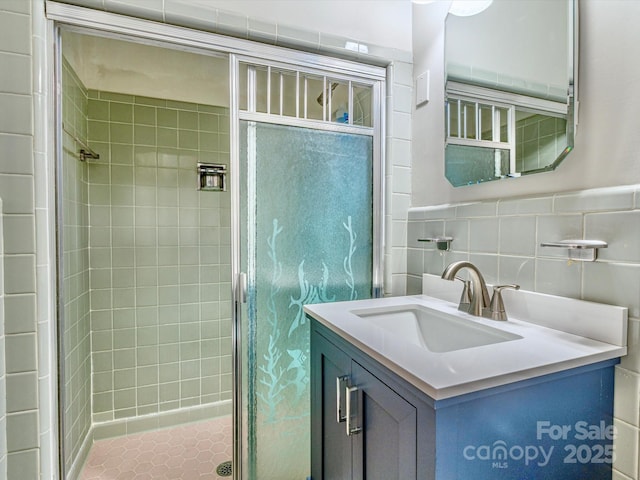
xmin=305 ymin=274 xmax=627 ymax=479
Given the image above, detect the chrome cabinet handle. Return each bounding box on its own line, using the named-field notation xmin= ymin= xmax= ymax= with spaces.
xmin=336 ymin=376 xmax=348 ymax=423
xmin=345 ymin=385 xmax=362 ymax=436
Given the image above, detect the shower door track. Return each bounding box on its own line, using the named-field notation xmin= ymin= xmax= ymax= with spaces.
xmin=45 ymin=3 xmax=386 ymax=480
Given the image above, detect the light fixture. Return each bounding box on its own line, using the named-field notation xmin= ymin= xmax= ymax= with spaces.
xmin=448 ymin=0 xmax=493 ymax=16
xmin=344 ymin=41 xmax=368 ymax=54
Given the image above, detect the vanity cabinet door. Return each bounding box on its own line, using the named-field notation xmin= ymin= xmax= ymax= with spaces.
xmin=311 ymin=330 xmax=353 ymax=480
xmin=311 ymin=325 xmax=420 ymax=480
xmin=351 ymin=361 xmax=417 ymax=480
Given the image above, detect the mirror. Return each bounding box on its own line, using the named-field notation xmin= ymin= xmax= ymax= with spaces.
xmin=444 ymin=0 xmax=576 ymax=186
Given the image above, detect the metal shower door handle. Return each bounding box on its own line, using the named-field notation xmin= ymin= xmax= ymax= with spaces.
xmin=238 ymin=272 xmax=247 ymax=304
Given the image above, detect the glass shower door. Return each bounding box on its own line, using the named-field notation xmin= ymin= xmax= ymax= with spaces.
xmin=239 ymin=120 xmax=374 ymax=479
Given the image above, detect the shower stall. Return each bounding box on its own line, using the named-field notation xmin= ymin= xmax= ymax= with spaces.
xmin=52 ymin=8 xmax=384 ymax=480
xmin=58 ymin=31 xmax=234 ymax=479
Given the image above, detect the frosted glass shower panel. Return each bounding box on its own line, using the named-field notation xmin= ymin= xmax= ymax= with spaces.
xmin=240 ymin=121 xmax=373 ymax=479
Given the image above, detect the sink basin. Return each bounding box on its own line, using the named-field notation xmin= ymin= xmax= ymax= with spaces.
xmin=351 ymin=304 xmax=522 ymax=353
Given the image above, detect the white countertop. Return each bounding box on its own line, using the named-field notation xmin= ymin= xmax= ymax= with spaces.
xmin=304 ymin=292 xmax=627 ymax=400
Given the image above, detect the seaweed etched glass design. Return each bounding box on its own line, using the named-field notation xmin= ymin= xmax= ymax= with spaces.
xmin=240 ymin=121 xmax=373 ymax=479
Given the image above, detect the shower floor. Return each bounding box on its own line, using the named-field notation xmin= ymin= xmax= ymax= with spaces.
xmin=80 ymin=415 xmax=232 ymax=480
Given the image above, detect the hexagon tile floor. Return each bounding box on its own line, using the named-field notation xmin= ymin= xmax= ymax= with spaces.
xmin=80 ymin=415 xmax=233 ymax=479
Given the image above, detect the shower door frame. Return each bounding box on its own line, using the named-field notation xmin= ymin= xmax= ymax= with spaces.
xmin=234 ymin=56 xmax=385 ymax=478
xmin=45 ymin=3 xmax=386 ymax=479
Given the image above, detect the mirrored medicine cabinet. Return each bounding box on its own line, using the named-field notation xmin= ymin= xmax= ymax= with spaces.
xmin=444 ymin=0 xmax=577 ymax=187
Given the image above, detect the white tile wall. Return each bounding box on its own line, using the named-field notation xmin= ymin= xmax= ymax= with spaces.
xmin=613 ymin=418 xmax=639 ymax=478
xmin=499 ymin=216 xmax=536 ymax=256
xmin=386 ymin=60 xmax=414 ymax=297
xmin=32 ymin=0 xmax=55 ymax=474
xmin=408 ymin=185 xmax=640 ymax=478
xmin=585 ymin=211 xmax=640 ymax=262
xmin=0 ymin=1 xmax=41 ymax=479
xmin=614 ymin=470 xmax=634 ymax=480
xmin=554 ymin=186 xmax=635 ymax=213
xmin=615 ymin=368 xmax=640 ymax=427
xmin=0 ymin=198 xmax=7 ymax=480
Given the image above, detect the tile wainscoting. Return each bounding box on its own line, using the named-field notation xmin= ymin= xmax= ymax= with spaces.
xmin=408 ymin=184 xmax=640 ymax=479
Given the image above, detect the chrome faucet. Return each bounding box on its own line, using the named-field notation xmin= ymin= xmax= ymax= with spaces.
xmin=441 ymin=261 xmax=520 ymax=321
xmin=441 ymin=261 xmax=491 ymax=317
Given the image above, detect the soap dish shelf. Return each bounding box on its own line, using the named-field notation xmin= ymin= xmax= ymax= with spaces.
xmin=540 ymin=239 xmax=608 ymax=262
xmin=418 ymin=236 xmax=453 ymax=251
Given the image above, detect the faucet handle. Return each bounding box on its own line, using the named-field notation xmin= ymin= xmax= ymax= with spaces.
xmin=489 ymin=284 xmax=520 ymax=321
xmin=455 ymin=276 xmax=472 ymax=310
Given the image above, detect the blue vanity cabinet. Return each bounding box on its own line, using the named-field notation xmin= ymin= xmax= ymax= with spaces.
xmin=350 ymin=362 xmax=422 ymax=479
xmin=311 ymin=320 xmax=436 ymax=480
xmin=311 ymin=328 xmax=352 ymax=479
xmin=310 ymin=319 xmax=617 ymax=480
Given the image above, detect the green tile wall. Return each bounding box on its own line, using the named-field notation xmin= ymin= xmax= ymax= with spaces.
xmin=86 ymin=91 xmax=232 ymax=422
xmin=61 ymin=59 xmax=92 ymax=474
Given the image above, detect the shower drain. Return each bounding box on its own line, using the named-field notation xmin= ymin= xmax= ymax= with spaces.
xmin=216 ymin=461 xmax=233 ymax=477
